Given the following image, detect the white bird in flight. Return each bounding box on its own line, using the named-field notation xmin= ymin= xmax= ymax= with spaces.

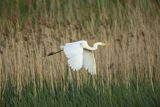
xmin=47 ymin=40 xmax=107 ymax=75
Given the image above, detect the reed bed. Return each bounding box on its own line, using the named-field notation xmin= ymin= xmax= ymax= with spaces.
xmin=0 ymin=0 xmax=160 ymax=106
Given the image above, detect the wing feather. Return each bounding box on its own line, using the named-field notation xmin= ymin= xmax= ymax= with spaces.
xmin=83 ymin=50 xmax=96 ymax=75
xmin=68 ymin=55 xmax=83 ymax=70
xmin=63 ymin=41 xmax=84 ymax=71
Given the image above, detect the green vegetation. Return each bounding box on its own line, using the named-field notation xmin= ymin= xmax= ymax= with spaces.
xmin=1 ymin=78 xmax=160 ymax=107
xmin=0 ymin=0 xmax=160 ymax=106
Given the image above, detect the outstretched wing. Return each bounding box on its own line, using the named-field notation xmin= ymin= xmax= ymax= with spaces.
xmin=63 ymin=41 xmax=84 ymax=71
xmin=83 ymin=50 xmax=96 ymax=75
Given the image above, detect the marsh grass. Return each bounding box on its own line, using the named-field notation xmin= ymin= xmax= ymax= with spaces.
xmin=0 ymin=0 xmax=160 ymax=106
xmin=1 ymin=78 xmax=160 ymax=107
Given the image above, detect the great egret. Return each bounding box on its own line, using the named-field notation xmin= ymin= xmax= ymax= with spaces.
xmin=47 ymin=40 xmax=107 ymax=75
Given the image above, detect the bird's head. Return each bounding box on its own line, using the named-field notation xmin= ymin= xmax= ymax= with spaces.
xmin=99 ymin=42 xmax=106 ymax=46
xmin=97 ymin=42 xmax=110 ymax=47
xmin=104 ymin=41 xmax=111 ymax=47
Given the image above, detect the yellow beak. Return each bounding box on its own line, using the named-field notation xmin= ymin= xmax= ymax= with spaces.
xmin=103 ymin=42 xmax=110 ymax=47
xmin=102 ymin=43 xmax=106 ymax=46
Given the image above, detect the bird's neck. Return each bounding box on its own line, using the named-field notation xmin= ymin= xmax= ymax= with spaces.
xmin=92 ymin=42 xmax=101 ymax=50
xmin=82 ymin=42 xmax=102 ymax=51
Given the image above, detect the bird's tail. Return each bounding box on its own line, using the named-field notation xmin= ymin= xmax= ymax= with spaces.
xmin=47 ymin=50 xmax=63 ymax=56
xmin=47 ymin=45 xmax=64 ymax=56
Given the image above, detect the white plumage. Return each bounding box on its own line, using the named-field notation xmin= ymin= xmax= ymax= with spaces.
xmin=47 ymin=40 xmax=106 ymax=75
xmin=62 ymin=40 xmax=106 ymax=75
xmin=83 ymin=49 xmax=96 ymax=75
xmin=63 ymin=41 xmax=83 ymax=71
